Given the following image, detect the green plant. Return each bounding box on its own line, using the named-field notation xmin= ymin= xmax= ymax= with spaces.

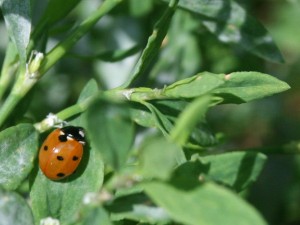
xmin=0 ymin=0 xmax=292 ymax=225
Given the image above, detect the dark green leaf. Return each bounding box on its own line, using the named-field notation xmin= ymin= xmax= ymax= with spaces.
xmin=214 ymin=72 xmax=290 ymax=103
xmin=164 ymin=72 xmax=225 ymax=98
xmin=1 ymin=0 xmax=31 ymax=62
xmin=189 ymin=123 xmax=219 ymax=147
xmin=122 ymin=0 xmax=178 ymax=87
xmin=142 ymin=102 xmax=174 ymax=137
xmin=144 ymin=181 xmax=267 ymax=225
xmin=152 ymin=99 xmax=188 ymax=117
xmin=129 ymin=100 xmax=188 ymax=129
xmin=171 ymin=152 xmax=267 ymax=192
xmin=30 ymin=118 xmax=104 ymax=224
xmin=0 ymin=188 xmax=34 ymax=225
xmin=86 ymin=100 xmax=134 ymax=171
xmin=0 ymin=124 xmax=38 ymax=190
xmin=200 ymin=151 xmax=267 ymax=191
xmin=40 ymin=0 xmax=81 ymax=27
xmin=161 ymin=0 xmax=284 ymax=63
xmin=30 ymin=0 xmax=81 ymax=52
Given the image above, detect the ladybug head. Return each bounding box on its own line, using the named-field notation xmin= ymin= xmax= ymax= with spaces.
xmin=60 ymin=126 xmax=86 ymax=144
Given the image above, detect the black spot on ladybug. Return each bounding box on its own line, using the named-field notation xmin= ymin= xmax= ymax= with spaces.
xmin=72 ymin=156 xmax=79 ymax=161
xmin=57 ymin=173 xmax=65 ymax=178
xmin=58 ymin=135 xmax=67 ymax=142
xmin=57 ymin=156 xmax=64 ymax=161
xmin=43 ymin=145 xmax=48 ymax=151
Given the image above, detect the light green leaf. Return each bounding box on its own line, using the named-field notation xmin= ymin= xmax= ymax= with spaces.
xmin=86 ymin=99 xmax=134 ymax=171
xmin=1 ymin=0 xmax=31 ymax=62
xmin=75 ymin=206 xmax=113 ymax=225
xmin=77 ymin=79 xmax=98 ymax=103
xmin=0 ymin=124 xmax=38 ymax=190
xmin=144 ymin=181 xmax=267 ymax=225
xmin=138 ymin=137 xmax=186 ymax=180
xmin=164 ymin=72 xmax=225 ymax=98
xmin=0 ymin=189 xmax=34 ymax=225
xmin=129 ymin=102 xmax=156 ymax=128
xmin=214 ymin=72 xmax=290 ymax=103
xmin=109 ymin=193 xmax=171 ymax=224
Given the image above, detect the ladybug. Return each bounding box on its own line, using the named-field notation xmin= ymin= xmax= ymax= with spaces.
xmin=39 ymin=126 xmax=86 ymax=180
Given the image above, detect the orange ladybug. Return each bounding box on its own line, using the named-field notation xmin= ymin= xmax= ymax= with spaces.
xmin=39 ymin=126 xmax=86 ymax=180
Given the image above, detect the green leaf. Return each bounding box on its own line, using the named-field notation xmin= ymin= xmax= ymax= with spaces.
xmin=141 ymin=101 xmax=174 ymax=137
xmin=189 ymin=123 xmax=219 ymax=147
xmin=129 ymin=0 xmax=154 ymax=17
xmin=129 ymin=102 xmax=156 ymax=128
xmin=76 ymin=206 xmax=112 ymax=225
xmin=30 ymin=118 xmax=104 ymax=224
xmin=109 ymin=193 xmax=171 ymax=224
xmin=170 ymin=95 xmax=211 ymax=145
xmin=164 ymin=72 xmax=225 ymax=98
xmin=40 ymin=0 xmax=81 ymax=27
xmin=0 ymin=124 xmax=38 ymax=190
xmin=138 ymin=137 xmax=186 ymax=180
xmin=150 ymin=10 xmax=202 ymax=82
xmin=144 ymin=181 xmax=267 ymax=225
xmin=161 ymin=0 xmax=284 ymax=63
xmin=200 ymin=152 xmax=267 ymax=192
xmin=214 ymin=72 xmax=290 ymax=103
xmin=122 ymin=0 xmax=179 ymax=88
xmin=0 ymin=188 xmax=34 ymax=225
xmin=30 ymin=0 xmax=81 ymax=53
xmin=77 ymin=79 xmax=99 ymax=103
xmin=171 ymin=152 xmax=266 ymax=192
xmin=129 ymin=100 xmax=189 ymax=130
xmin=0 ymin=0 xmax=31 ymax=62
xmin=86 ymin=99 xmax=134 ymax=171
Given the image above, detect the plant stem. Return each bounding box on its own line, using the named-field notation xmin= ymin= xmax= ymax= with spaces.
xmin=34 ymin=87 xmax=170 ymax=132
xmin=0 ymin=94 xmax=22 ymax=124
xmin=0 ymin=0 xmax=122 ymax=128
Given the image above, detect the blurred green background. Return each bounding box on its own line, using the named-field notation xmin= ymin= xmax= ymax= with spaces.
xmin=1 ymin=0 xmax=300 ymax=224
